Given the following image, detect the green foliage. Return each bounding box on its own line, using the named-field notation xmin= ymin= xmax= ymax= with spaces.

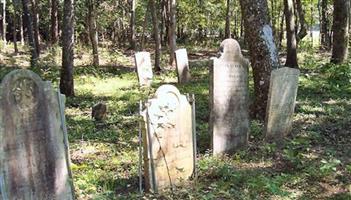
xmin=322 ymin=62 xmax=351 ymax=89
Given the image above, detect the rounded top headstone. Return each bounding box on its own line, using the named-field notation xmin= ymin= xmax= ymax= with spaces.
xmin=219 ymin=39 xmax=243 ymax=62
xmin=155 ymin=84 xmax=181 ymax=98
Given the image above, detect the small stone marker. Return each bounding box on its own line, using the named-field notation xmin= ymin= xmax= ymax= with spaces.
xmin=135 ymin=52 xmax=153 ymax=87
xmin=210 ymin=39 xmax=250 ymax=155
xmin=175 ymin=49 xmax=191 ymax=83
xmin=0 ymin=70 xmax=74 ymax=199
xmin=265 ymin=67 xmax=300 ymax=140
xmin=142 ymin=85 xmax=194 ymax=192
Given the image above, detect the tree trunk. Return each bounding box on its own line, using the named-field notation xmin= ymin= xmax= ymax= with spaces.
xmin=141 ymin=2 xmax=149 ymax=50
xmin=331 ymin=0 xmax=349 ymax=64
xmin=12 ymin=0 xmax=19 ymax=54
xmin=168 ymin=0 xmax=176 ymax=66
xmin=240 ymin=0 xmax=280 ymax=120
xmin=320 ymin=0 xmax=331 ymax=49
xmin=60 ymin=0 xmax=75 ymax=96
xmin=278 ymin=13 xmax=284 ymax=49
xmin=2 ymin=0 xmax=6 ymax=48
xmin=22 ymin=0 xmax=38 ymax=66
xmin=150 ymin=0 xmax=161 ymax=72
xmin=51 ymin=0 xmax=58 ymax=44
xmin=30 ymin=0 xmax=40 ymax=55
xmin=225 ymin=0 xmax=231 ymax=38
xmin=87 ymin=0 xmax=99 ymax=66
xmin=295 ymin=0 xmax=307 ymax=42
xmin=284 ymin=0 xmax=298 ymax=68
xmin=19 ymin=12 xmax=24 ymax=45
xmin=129 ymin=0 xmax=136 ymax=50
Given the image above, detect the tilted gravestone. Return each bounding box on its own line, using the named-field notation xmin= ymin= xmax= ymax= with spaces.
xmin=265 ymin=67 xmax=300 ymax=140
xmin=142 ymin=85 xmax=194 ymax=192
xmin=175 ymin=49 xmax=191 ymax=83
xmin=0 ymin=70 xmax=74 ymax=199
xmin=135 ymin=52 xmax=153 ymax=87
xmin=210 ymin=39 xmax=250 ymax=155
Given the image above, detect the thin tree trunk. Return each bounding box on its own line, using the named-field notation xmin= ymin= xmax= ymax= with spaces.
xmin=20 ymin=12 xmax=24 ymax=45
xmin=60 ymin=0 xmax=75 ymax=96
xmin=240 ymin=0 xmax=280 ymax=120
xmin=141 ymin=2 xmax=149 ymax=50
xmin=168 ymin=0 xmax=176 ymax=66
xmin=278 ymin=13 xmax=284 ymax=49
xmin=3 ymin=0 xmax=6 ymax=48
xmin=320 ymin=0 xmax=330 ymax=49
xmin=22 ymin=0 xmax=38 ymax=66
xmin=295 ymin=0 xmax=307 ymax=42
xmin=12 ymin=0 xmax=19 ymax=54
xmin=87 ymin=0 xmax=99 ymax=66
xmin=129 ymin=0 xmax=136 ymax=50
xmin=150 ymin=0 xmax=161 ymax=72
xmin=30 ymin=0 xmax=40 ymax=55
xmin=284 ymin=0 xmax=298 ymax=67
xmin=225 ymin=0 xmax=231 ymax=38
xmin=331 ymin=0 xmax=349 ymax=64
xmin=51 ymin=0 xmax=58 ymax=44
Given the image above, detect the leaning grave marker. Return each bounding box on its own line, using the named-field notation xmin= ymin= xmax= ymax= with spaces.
xmin=135 ymin=52 xmax=153 ymax=87
xmin=175 ymin=48 xmax=191 ymax=83
xmin=142 ymin=84 xmax=194 ymax=192
xmin=210 ymin=39 xmax=250 ymax=155
xmin=265 ymin=67 xmax=300 ymax=140
xmin=0 ymin=70 xmax=74 ymax=200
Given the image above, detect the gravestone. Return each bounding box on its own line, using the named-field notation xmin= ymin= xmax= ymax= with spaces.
xmin=142 ymin=85 xmax=194 ymax=192
xmin=210 ymin=39 xmax=250 ymax=155
xmin=265 ymin=67 xmax=300 ymax=140
xmin=0 ymin=70 xmax=74 ymax=200
xmin=135 ymin=52 xmax=153 ymax=87
xmin=175 ymin=49 xmax=191 ymax=83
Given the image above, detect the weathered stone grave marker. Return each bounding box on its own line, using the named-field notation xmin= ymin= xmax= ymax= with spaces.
xmin=0 ymin=70 xmax=74 ymax=200
xmin=210 ymin=39 xmax=250 ymax=155
xmin=265 ymin=67 xmax=300 ymax=140
xmin=175 ymin=48 xmax=191 ymax=83
xmin=142 ymin=85 xmax=194 ymax=192
xmin=135 ymin=52 xmax=153 ymax=87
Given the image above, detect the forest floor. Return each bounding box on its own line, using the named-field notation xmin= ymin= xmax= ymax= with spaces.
xmin=0 ymin=43 xmax=351 ymax=200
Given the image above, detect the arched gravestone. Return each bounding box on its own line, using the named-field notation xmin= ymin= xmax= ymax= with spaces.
xmin=135 ymin=52 xmax=153 ymax=87
xmin=0 ymin=70 xmax=74 ymax=200
xmin=265 ymin=67 xmax=300 ymax=140
xmin=210 ymin=39 xmax=250 ymax=155
xmin=142 ymin=85 xmax=194 ymax=192
xmin=175 ymin=49 xmax=191 ymax=83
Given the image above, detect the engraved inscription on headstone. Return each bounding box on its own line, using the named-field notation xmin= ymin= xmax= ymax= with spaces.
xmin=210 ymin=39 xmax=250 ymax=155
xmin=0 ymin=70 xmax=74 ymax=200
xmin=175 ymin=49 xmax=191 ymax=83
xmin=142 ymin=85 xmax=194 ymax=191
xmin=265 ymin=67 xmax=300 ymax=140
xmin=135 ymin=52 xmax=153 ymax=87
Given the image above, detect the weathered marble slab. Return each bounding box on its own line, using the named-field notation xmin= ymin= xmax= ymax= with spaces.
xmin=135 ymin=52 xmax=153 ymax=87
xmin=265 ymin=67 xmax=300 ymax=140
xmin=175 ymin=49 xmax=191 ymax=83
xmin=142 ymin=85 xmax=194 ymax=192
xmin=0 ymin=70 xmax=74 ymax=200
xmin=210 ymin=39 xmax=250 ymax=155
